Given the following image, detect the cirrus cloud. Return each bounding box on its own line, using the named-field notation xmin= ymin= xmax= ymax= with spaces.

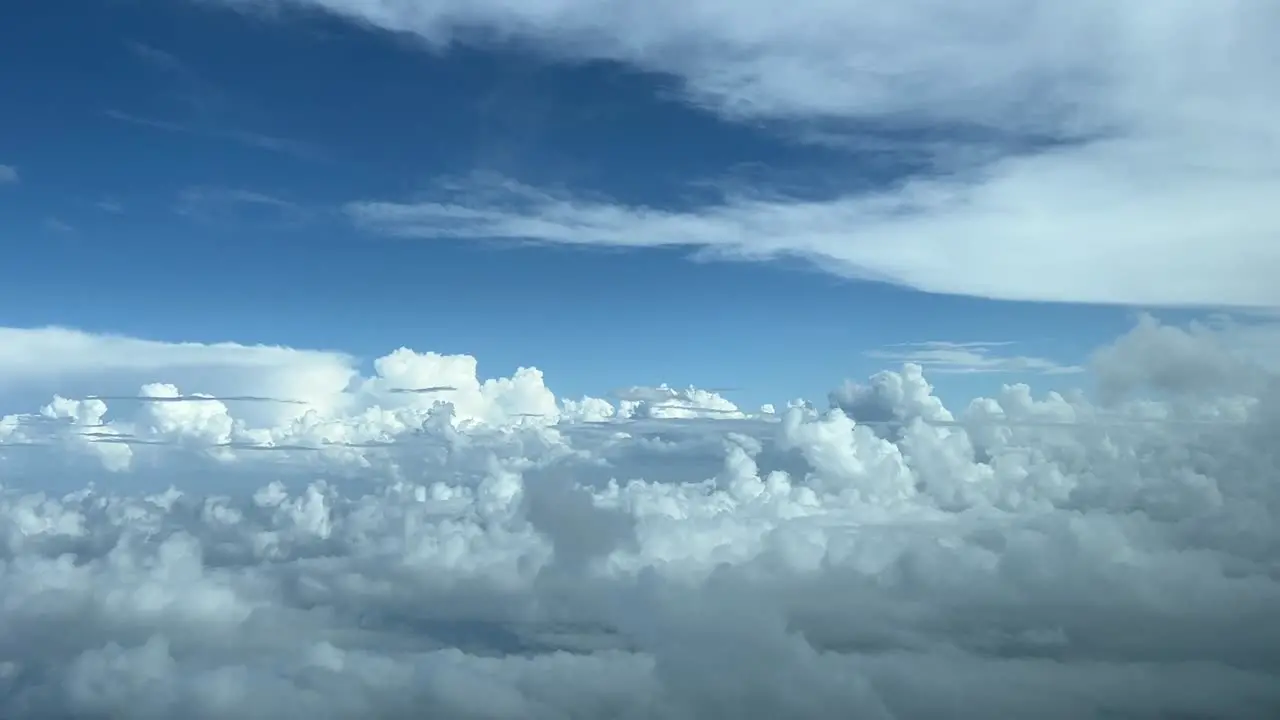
xmin=203 ymin=0 xmax=1280 ymax=308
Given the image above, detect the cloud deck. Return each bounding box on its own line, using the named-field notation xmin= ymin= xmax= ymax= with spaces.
xmin=1 ymin=318 xmax=1278 ymax=718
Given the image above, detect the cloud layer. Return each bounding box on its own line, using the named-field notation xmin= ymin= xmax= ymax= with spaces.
xmin=2 ymin=319 xmax=1279 ymax=718
xmin=863 ymin=340 xmax=1082 ymax=375
xmin=205 ymin=0 xmax=1280 ymax=307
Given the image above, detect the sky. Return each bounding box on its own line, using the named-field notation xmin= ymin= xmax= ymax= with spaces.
xmin=9 ymin=0 xmax=1275 ymax=406
xmin=1 ymin=2 xmax=1279 ymax=718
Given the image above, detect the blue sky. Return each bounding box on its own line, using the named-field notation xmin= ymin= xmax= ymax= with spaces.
xmin=1 ymin=0 xmax=1269 ymax=408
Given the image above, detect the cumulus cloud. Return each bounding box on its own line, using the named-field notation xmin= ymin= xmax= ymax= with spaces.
xmin=204 ymin=0 xmax=1278 ymax=307
xmin=610 ymin=385 xmax=745 ymax=420
xmin=1091 ymin=313 xmax=1269 ymax=405
xmin=1 ymin=318 xmax=1279 ymax=718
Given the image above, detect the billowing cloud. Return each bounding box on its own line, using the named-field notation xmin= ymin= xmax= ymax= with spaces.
xmin=1090 ymin=313 xmax=1269 ymax=404
xmin=199 ymin=0 xmax=1280 ymax=307
xmin=610 ymin=384 xmax=745 ymax=419
xmin=1 ymin=318 xmax=1278 ymax=718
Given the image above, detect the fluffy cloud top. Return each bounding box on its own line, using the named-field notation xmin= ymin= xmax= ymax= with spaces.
xmin=1 ymin=318 xmax=1279 ymax=718
xmin=207 ymin=0 xmax=1280 ymax=307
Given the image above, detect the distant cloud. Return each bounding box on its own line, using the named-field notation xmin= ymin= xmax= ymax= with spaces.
xmin=114 ymin=40 xmax=323 ymax=158
xmin=175 ymin=185 xmax=312 ymax=226
xmin=178 ymin=186 xmax=299 ymax=210
xmin=125 ymin=40 xmax=185 ymax=72
xmin=0 ymin=325 xmax=357 ymax=417
xmin=103 ymin=109 xmax=187 ymax=133
xmin=84 ymin=394 xmax=308 ymax=404
xmin=104 ymin=109 xmax=322 ymax=160
xmin=226 ymin=129 xmax=321 ymax=159
xmin=43 ymin=218 xmax=74 ymax=234
xmin=86 ymin=436 xmax=170 ymax=446
xmin=1090 ymin=313 xmax=1267 ymax=403
xmin=95 ymin=199 xmax=125 ymax=214
xmin=864 ymin=341 xmax=1084 ymax=375
xmin=608 ymin=384 xmax=745 ymax=419
xmin=0 ymin=165 xmax=17 ymax=184
xmin=611 ymin=386 xmax=685 ymax=403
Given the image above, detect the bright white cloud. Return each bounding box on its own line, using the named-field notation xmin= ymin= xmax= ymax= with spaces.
xmin=207 ymin=0 xmax=1279 ymax=307
xmin=610 ymin=384 xmax=745 ymax=420
xmin=0 ymin=326 xmax=357 ymax=428
xmin=1 ymin=318 xmax=1278 ymax=717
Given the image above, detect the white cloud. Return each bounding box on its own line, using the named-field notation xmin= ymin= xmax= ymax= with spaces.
xmin=0 ymin=326 xmax=358 ymax=430
xmin=213 ymin=0 xmax=1269 ymax=131
xmin=0 ymin=164 xmax=16 ymax=184
xmin=204 ymin=0 xmax=1279 ymax=307
xmin=346 ymin=157 xmax=1280 ymax=307
xmin=864 ymin=340 xmax=1082 ymax=375
xmin=1 ymin=318 xmax=1278 ymax=717
xmin=610 ymin=384 xmax=745 ymax=419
